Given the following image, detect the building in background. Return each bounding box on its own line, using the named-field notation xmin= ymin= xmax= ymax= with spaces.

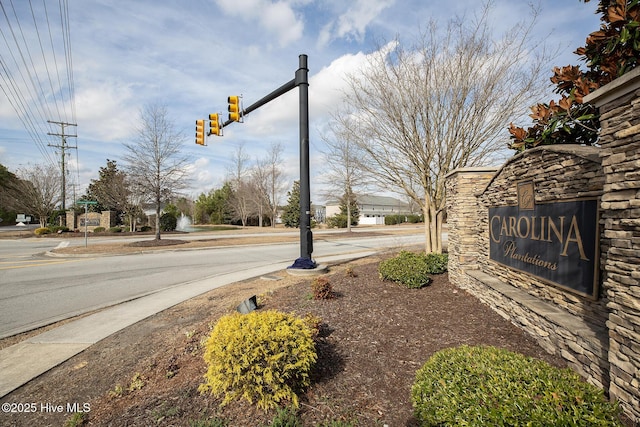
xmin=324 ymin=194 xmax=415 ymax=225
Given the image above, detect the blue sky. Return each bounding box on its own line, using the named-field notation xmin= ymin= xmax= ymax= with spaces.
xmin=0 ymin=0 xmax=601 ymax=204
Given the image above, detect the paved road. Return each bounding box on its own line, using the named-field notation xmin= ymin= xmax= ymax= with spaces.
xmin=0 ymin=232 xmax=424 ymax=338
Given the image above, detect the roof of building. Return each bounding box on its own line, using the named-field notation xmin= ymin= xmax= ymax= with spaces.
xmin=325 ymin=194 xmax=409 ymax=208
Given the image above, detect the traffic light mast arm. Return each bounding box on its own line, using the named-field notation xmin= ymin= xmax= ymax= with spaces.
xmin=222 ymin=78 xmax=297 ymax=128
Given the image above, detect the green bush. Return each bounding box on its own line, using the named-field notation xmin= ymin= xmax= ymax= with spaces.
xmin=199 ymin=310 xmax=317 ymax=410
xmin=412 ymin=345 xmax=623 ymax=426
xmin=268 ymin=406 xmax=302 ymax=427
xmin=48 ymin=225 xmax=69 ymax=234
xmin=108 ymin=226 xmax=123 ymax=233
xmin=378 ymin=251 xmax=448 ymax=289
xmin=385 ymin=214 xmax=423 ymax=225
xmin=384 ymin=214 xmax=402 ymax=225
xmin=407 ymin=214 xmax=423 ymax=223
xmin=93 ymin=226 xmax=106 ymax=233
xmin=34 ymin=227 xmax=50 ymax=235
xmin=140 ymin=225 xmax=152 ymax=232
xmin=160 ymin=212 xmax=177 ymax=231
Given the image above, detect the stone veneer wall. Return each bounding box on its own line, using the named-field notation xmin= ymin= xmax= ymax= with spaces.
xmin=445 ymin=167 xmax=498 ymax=286
xmin=65 ymin=210 xmax=116 ymax=232
xmin=446 ymin=146 xmax=611 ymax=392
xmin=585 ymin=67 xmax=640 ymax=422
xmin=446 ymin=68 xmax=640 ymax=424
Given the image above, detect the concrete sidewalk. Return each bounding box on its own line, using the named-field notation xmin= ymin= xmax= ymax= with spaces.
xmin=0 ymin=251 xmax=375 ymax=398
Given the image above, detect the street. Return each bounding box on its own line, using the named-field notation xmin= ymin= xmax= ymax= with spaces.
xmin=0 ymin=230 xmax=425 ymax=338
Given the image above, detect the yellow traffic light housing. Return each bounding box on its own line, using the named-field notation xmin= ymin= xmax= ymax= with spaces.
xmin=228 ymin=95 xmax=242 ymax=122
xmin=209 ymin=113 xmax=221 ymax=136
xmin=195 ymin=119 xmax=205 ymax=145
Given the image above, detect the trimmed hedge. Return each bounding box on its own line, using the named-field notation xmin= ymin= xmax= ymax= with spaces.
xmin=378 ymin=251 xmax=448 ymax=289
xmin=412 ymin=345 xmax=623 ymax=426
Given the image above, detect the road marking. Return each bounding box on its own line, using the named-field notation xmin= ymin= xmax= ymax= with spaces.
xmin=0 ymin=258 xmax=95 ymax=270
xmin=55 ymin=241 xmax=70 ymax=249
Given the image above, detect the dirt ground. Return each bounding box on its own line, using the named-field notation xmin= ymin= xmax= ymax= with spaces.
xmin=0 ymin=248 xmax=596 ymax=427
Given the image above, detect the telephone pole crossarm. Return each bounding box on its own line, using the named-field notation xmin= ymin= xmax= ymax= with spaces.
xmin=47 ymin=120 xmax=78 ymax=216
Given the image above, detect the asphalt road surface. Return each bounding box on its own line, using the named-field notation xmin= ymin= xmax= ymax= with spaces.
xmin=0 ymin=231 xmax=424 ymax=338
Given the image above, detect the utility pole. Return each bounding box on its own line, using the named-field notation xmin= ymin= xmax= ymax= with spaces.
xmin=47 ymin=120 xmax=77 ymax=217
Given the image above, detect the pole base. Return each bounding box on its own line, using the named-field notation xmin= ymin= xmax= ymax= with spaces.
xmin=288 ymin=257 xmax=317 ymax=269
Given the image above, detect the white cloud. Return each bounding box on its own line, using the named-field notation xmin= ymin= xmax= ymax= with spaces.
xmin=317 ymin=0 xmax=394 ymax=47
xmin=74 ymin=81 xmax=137 ymax=141
xmin=214 ymin=0 xmax=304 ymax=46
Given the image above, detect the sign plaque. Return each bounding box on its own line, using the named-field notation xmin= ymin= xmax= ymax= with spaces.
xmin=489 ymin=182 xmax=600 ymax=299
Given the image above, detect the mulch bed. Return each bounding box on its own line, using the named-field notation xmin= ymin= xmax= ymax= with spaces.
xmin=1 ymin=254 xmax=569 ymax=426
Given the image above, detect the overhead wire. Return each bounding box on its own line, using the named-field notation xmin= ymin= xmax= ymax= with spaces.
xmin=0 ymin=0 xmax=78 ymax=186
xmin=0 ymin=1 xmax=57 ymax=165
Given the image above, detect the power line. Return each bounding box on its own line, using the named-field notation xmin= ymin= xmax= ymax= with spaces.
xmin=0 ymin=0 xmax=77 ymax=172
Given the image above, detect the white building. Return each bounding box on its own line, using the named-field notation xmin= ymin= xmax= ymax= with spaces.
xmin=324 ymin=194 xmax=414 ymax=225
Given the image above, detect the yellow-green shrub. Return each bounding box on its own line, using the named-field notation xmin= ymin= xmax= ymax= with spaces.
xmin=199 ymin=310 xmax=317 ymax=410
xmin=34 ymin=227 xmax=50 ymax=235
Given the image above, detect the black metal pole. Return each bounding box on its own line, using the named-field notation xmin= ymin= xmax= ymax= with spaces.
xmin=296 ymin=54 xmax=313 ymax=263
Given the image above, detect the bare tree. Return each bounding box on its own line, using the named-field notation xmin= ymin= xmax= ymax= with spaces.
xmin=122 ymin=103 xmax=190 ymax=240
xmin=227 ymin=143 xmax=252 ymax=227
xmin=10 ymin=163 xmax=61 ymax=227
xmin=259 ymin=143 xmax=287 ymax=227
xmin=320 ymin=126 xmax=370 ymax=231
xmin=337 ymin=3 xmax=554 ymax=253
xmin=249 ymin=162 xmax=270 ymax=227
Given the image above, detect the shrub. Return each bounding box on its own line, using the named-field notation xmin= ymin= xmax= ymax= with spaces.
xmin=199 ymin=310 xmax=317 ymax=410
xmin=93 ymin=226 xmax=106 ymax=233
xmin=311 ymin=276 xmax=334 ymax=300
xmin=326 ymin=214 xmax=356 ymax=228
xmin=406 ymin=214 xmax=423 ymax=223
xmin=48 ymin=225 xmax=69 ymax=234
xmin=378 ymin=251 xmax=448 ymax=289
xmin=384 ymin=214 xmax=402 ymax=225
xmin=412 ymin=345 xmax=623 ymax=426
xmin=345 ymin=266 xmax=357 ymax=278
xmin=160 ymin=212 xmax=177 ymax=231
xmin=140 ymin=225 xmax=152 ymax=232
xmin=269 ymin=406 xmax=302 ymax=427
xmin=108 ymin=226 xmax=123 ymax=233
xmin=34 ymin=227 xmax=51 ymax=235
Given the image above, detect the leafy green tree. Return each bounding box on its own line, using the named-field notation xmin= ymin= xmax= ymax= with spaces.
xmin=194 ymin=182 xmax=233 ymax=224
xmin=0 ymin=164 xmax=20 ymax=224
xmin=160 ymin=212 xmax=177 ymax=231
xmin=509 ymin=0 xmax=640 ymax=150
xmin=85 ymin=159 xmax=130 ymax=219
xmin=282 ymin=180 xmax=300 ymax=228
xmin=328 ymin=187 xmax=360 ymax=229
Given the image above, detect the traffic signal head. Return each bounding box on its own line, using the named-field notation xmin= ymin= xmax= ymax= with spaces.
xmin=228 ymin=95 xmax=242 ymax=122
xmin=209 ymin=113 xmax=221 ymax=136
xmin=195 ymin=119 xmax=205 ymax=145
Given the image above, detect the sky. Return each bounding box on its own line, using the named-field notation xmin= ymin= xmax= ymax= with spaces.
xmin=0 ymin=0 xmax=601 ymax=206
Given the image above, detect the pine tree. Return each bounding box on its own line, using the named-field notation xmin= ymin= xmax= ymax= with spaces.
xmin=282 ymin=180 xmax=300 ymax=228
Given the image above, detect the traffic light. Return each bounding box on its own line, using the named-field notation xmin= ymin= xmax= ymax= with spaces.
xmin=209 ymin=113 xmax=221 ymax=136
xmin=195 ymin=119 xmax=205 ymax=145
xmin=228 ymin=95 xmax=242 ymax=122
